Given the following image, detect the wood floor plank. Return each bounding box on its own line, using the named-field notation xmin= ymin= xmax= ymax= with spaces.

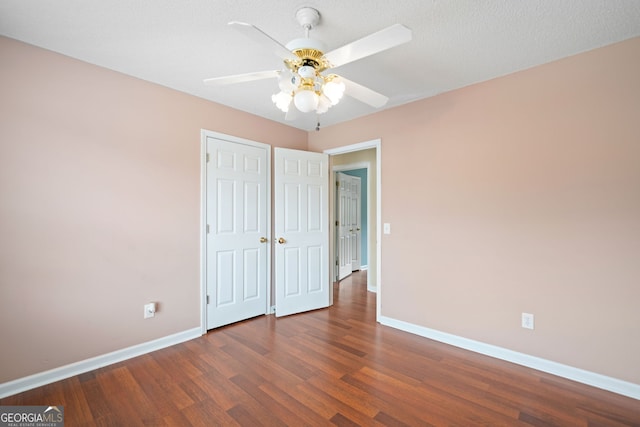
xmin=219 ymin=339 xmax=307 ymax=391
xmin=288 ymin=334 xmax=364 ymax=377
xmin=2 ymin=271 xmax=639 ymax=426
xmin=294 ymin=380 xmax=383 ymax=426
xmin=373 ymin=410 xmax=416 ymax=427
xmin=58 ymin=377 xmax=95 ymax=426
xmin=79 ymin=376 xmax=111 ymax=424
xmin=330 ymin=411 xmax=384 ymax=427
xmin=331 ymin=372 xmax=443 ymax=427
xmin=346 ymin=365 xmax=519 ymax=426
xmin=98 ymin=365 xmax=165 ymax=425
xmin=230 ymin=373 xmax=316 ymax=425
xmin=187 ymin=368 xmax=247 ymax=412
xmin=181 ymin=398 xmax=238 ymax=427
xmin=257 ymin=381 xmax=329 ymax=426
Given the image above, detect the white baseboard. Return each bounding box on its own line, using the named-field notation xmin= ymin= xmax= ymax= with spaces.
xmin=361 ymin=266 xmax=376 ymax=292
xmin=0 ymin=327 xmax=202 ymax=399
xmin=378 ymin=316 xmax=640 ymax=401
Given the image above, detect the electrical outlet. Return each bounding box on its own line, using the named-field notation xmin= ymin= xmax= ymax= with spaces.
xmin=521 ymin=312 xmax=534 ymax=330
xmin=144 ymin=302 xmax=156 ymax=319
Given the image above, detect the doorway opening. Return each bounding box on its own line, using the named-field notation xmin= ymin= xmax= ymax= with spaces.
xmin=325 ymin=139 xmax=381 ymax=321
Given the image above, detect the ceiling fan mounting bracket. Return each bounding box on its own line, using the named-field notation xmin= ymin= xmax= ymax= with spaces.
xmin=295 ymin=7 xmax=320 ymax=32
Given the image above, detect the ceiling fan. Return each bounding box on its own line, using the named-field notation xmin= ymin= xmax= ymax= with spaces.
xmin=203 ymin=7 xmax=412 ymax=120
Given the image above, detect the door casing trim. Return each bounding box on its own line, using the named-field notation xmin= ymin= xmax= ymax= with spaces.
xmin=324 ymin=139 xmax=382 ymax=322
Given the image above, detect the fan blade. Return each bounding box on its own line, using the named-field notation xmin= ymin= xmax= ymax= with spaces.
xmin=324 ymin=24 xmax=412 ymax=68
xmin=285 ymin=100 xmax=301 ymax=121
xmin=341 ymin=77 xmax=389 ymax=108
xmin=203 ymin=70 xmax=279 ymax=86
xmin=229 ymin=21 xmax=297 ymax=62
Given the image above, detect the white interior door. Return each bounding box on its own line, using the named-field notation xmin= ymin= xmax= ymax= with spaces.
xmin=205 ymin=136 xmax=269 ymax=329
xmin=337 ymin=172 xmax=352 ymax=280
xmin=274 ymin=148 xmax=330 ymax=317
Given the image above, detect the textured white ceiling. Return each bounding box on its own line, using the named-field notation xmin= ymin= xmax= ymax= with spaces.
xmin=1 ymin=1 xmax=639 ymax=131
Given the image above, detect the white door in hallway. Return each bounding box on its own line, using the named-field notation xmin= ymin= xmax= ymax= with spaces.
xmin=337 ymin=172 xmax=353 ymax=280
xmin=337 ymin=172 xmax=362 ymax=280
xmin=349 ymin=175 xmax=362 ymax=271
xmin=274 ymin=148 xmax=330 ymax=317
xmin=205 ymin=136 xmax=269 ymax=329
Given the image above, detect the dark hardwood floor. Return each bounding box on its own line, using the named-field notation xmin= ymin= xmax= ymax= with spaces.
xmin=3 ymin=271 xmax=639 ymax=426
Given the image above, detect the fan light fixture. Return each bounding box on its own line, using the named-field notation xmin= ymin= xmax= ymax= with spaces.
xmin=270 ymin=8 xmax=345 ymax=115
xmin=272 ymin=73 xmax=344 ymax=114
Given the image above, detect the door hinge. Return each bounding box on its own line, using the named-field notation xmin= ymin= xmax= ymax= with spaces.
xmin=206 ymin=224 xmax=210 ymax=234
xmin=206 ymin=153 xmax=210 ymax=163
xmin=336 ymin=181 xmax=339 ymax=187
xmin=335 ymin=220 xmax=339 ymax=226
xmin=206 ymin=295 xmax=210 ymax=305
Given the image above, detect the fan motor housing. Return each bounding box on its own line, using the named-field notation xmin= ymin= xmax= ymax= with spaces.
xmin=285 ymin=38 xmax=329 ymax=72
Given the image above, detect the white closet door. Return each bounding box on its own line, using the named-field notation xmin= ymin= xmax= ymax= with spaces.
xmin=206 ymin=137 xmax=269 ymax=329
xmin=274 ymin=148 xmax=330 ymax=317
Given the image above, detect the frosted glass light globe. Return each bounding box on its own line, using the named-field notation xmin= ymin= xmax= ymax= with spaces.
xmin=316 ymin=95 xmax=331 ymax=114
xmin=272 ymin=91 xmax=292 ymax=112
xmin=293 ymin=90 xmax=319 ymax=113
xmin=323 ymin=80 xmax=345 ymax=105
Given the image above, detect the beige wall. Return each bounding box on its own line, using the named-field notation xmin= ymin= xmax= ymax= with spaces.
xmin=330 ymin=149 xmax=378 ymax=287
xmin=309 ymin=37 xmax=640 ymax=384
xmin=0 ymin=36 xmax=306 ymax=383
xmin=3 ymin=32 xmax=639 ymax=389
